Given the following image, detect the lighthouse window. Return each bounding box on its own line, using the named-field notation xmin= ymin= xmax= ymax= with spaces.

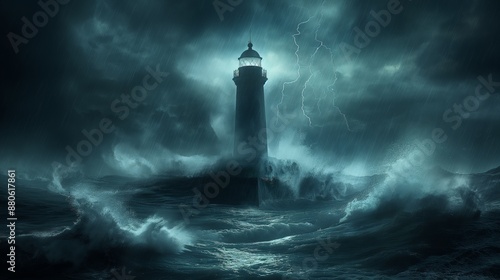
xmin=239 ymin=57 xmax=261 ymax=67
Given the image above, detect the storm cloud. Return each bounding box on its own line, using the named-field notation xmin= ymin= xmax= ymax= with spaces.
xmin=1 ymin=0 xmax=499 ymax=176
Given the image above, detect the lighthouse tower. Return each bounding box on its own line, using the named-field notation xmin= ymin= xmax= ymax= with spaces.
xmin=233 ymin=42 xmax=268 ymax=174
xmin=188 ymin=43 xmax=270 ymax=206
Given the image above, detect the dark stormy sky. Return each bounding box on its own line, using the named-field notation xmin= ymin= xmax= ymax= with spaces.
xmin=1 ymin=0 xmax=499 ymax=177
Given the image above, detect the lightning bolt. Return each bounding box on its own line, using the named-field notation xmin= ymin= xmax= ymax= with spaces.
xmin=319 ymin=20 xmax=352 ymax=132
xmin=277 ymin=16 xmax=314 ymax=121
xmin=300 ymin=69 xmax=315 ymax=126
xmin=277 ymin=1 xmax=352 ymax=131
xmin=325 ymin=51 xmax=352 ymax=132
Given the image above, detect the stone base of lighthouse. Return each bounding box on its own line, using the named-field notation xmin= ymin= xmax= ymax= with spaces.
xmin=190 ymin=159 xmax=265 ymax=206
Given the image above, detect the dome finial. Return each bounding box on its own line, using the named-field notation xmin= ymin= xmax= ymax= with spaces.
xmin=248 ymin=29 xmax=252 ymax=49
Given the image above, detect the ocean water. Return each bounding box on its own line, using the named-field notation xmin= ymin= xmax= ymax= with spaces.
xmin=2 ymin=162 xmax=500 ymax=280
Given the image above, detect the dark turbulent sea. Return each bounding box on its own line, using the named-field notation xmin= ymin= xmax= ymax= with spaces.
xmin=2 ymin=162 xmax=500 ymax=280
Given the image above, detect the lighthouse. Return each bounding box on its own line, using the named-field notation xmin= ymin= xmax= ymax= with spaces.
xmin=190 ymin=42 xmax=268 ymax=206
xmin=233 ymin=42 xmax=268 ymax=175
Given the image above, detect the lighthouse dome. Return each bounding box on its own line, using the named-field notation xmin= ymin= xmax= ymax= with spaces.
xmin=239 ymin=42 xmax=262 ymax=59
xmin=238 ymin=42 xmax=262 ymax=67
